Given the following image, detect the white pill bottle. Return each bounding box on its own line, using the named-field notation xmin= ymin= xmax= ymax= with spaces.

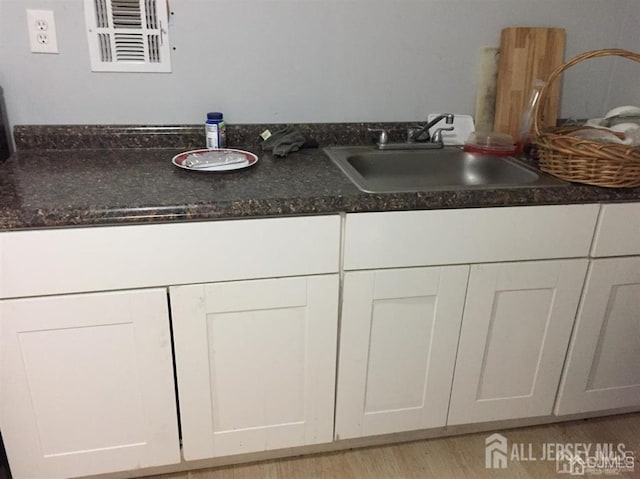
xmin=205 ymin=112 xmax=226 ymax=149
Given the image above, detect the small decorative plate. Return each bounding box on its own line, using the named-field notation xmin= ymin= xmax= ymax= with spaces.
xmin=172 ymin=148 xmax=259 ymax=172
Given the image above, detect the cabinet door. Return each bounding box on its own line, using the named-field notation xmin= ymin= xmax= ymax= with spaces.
xmin=0 ymin=289 xmax=180 ymax=479
xmin=335 ymin=266 xmax=469 ymax=439
xmin=556 ymin=258 xmax=640 ymax=415
xmin=170 ymin=275 xmax=339 ymax=460
xmin=448 ymin=259 xmax=588 ymax=425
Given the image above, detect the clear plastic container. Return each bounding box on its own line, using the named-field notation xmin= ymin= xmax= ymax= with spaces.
xmin=518 ymin=79 xmax=546 ymax=151
xmin=463 ymin=131 xmax=517 ymax=156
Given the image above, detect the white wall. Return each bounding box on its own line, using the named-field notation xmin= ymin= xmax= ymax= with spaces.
xmin=0 ymin=0 xmax=638 ymax=128
xmin=605 ymin=0 xmax=640 ymax=110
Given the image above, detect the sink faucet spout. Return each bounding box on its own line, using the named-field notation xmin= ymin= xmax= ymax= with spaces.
xmin=409 ymin=113 xmax=455 ymax=143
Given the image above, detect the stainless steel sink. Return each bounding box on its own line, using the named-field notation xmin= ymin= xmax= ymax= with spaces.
xmin=324 ymin=146 xmax=566 ymax=193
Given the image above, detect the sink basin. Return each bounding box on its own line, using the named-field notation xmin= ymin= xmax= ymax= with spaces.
xmin=324 ymin=146 xmax=566 ymax=193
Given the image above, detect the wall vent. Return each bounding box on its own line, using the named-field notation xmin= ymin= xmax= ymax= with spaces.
xmin=84 ymin=0 xmax=171 ymax=72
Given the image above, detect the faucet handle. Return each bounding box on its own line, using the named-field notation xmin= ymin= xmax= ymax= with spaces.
xmin=431 ymin=126 xmax=455 ymax=145
xmin=367 ymin=128 xmax=388 ymax=145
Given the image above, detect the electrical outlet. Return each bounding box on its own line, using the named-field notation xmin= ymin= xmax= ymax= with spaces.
xmin=27 ymin=9 xmax=58 ymax=54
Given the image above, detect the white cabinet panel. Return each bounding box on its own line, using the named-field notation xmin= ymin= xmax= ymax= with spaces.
xmin=170 ymin=275 xmax=339 ymax=460
xmin=591 ymin=203 xmax=640 ymax=257
xmin=448 ymin=259 xmax=588 ymax=425
xmin=335 ymin=266 xmax=469 ymax=439
xmin=344 ymin=205 xmax=599 ymax=270
xmin=0 ymin=289 xmax=180 ymax=479
xmin=556 ymin=258 xmax=640 ymax=415
xmin=0 ymin=215 xmax=340 ymax=299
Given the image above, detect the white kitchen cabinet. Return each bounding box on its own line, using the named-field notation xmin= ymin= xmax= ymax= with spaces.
xmin=335 ymin=266 xmax=469 ymax=439
xmin=590 ymin=203 xmax=640 ymax=257
xmin=344 ymin=205 xmax=599 ymax=270
xmin=447 ymin=259 xmax=588 ymax=425
xmin=170 ymin=275 xmax=339 ymax=460
xmin=0 ymin=215 xmax=340 ymax=299
xmin=0 ymin=289 xmax=180 ymax=479
xmin=555 ymin=257 xmax=640 ymax=415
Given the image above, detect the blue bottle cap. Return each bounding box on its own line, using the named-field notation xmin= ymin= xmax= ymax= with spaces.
xmin=207 ymin=112 xmax=223 ymax=120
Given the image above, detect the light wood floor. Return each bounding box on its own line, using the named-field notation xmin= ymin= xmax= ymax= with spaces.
xmin=150 ymin=413 xmax=640 ymax=479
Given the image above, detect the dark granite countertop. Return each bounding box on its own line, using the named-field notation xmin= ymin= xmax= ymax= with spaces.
xmin=1 ymin=124 xmax=639 ymax=230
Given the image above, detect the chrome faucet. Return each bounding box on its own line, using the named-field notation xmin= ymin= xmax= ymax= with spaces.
xmin=408 ymin=113 xmax=455 ymax=143
xmin=368 ymin=113 xmax=456 ymax=150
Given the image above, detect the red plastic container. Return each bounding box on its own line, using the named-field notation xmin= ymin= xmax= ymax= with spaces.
xmin=463 ymin=131 xmax=518 ymax=156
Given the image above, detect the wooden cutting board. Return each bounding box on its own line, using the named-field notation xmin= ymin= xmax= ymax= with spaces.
xmin=494 ymin=27 xmax=566 ymax=139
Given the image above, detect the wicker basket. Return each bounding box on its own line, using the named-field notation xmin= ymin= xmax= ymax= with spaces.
xmin=533 ymin=49 xmax=640 ymax=188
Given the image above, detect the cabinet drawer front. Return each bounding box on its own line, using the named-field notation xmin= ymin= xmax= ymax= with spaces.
xmin=0 ymin=215 xmax=340 ymax=299
xmin=344 ymin=205 xmax=599 ymax=270
xmin=591 ymin=203 xmax=640 ymax=257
